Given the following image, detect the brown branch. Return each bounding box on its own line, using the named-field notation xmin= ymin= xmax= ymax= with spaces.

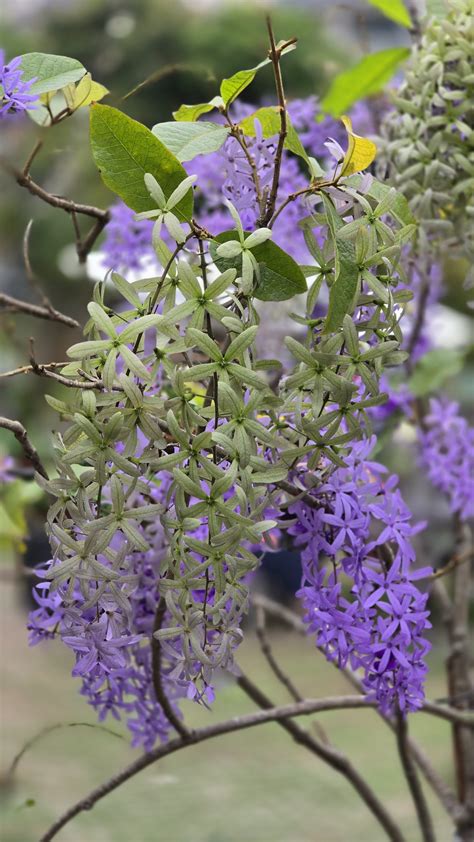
xmin=1 ymin=152 xmax=110 ymax=263
xmin=0 ymin=361 xmax=69 ymax=379
xmin=255 ymin=603 xmax=330 ymax=744
xmin=151 ymin=595 xmax=191 ymax=739
xmin=396 ymin=711 xmax=436 ymax=842
xmin=0 ymin=292 xmax=79 ymax=329
xmin=0 ymin=417 xmax=48 ymax=479
xmin=427 ymin=550 xmax=473 ymax=582
xmin=447 ymin=520 xmax=474 ymax=811
xmin=38 ymin=690 xmax=417 ymax=842
xmin=260 ymin=19 xmax=291 ymax=226
xmin=237 ymin=673 xmax=407 ymax=842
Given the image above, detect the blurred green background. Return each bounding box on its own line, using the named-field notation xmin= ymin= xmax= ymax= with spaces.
xmin=0 ymin=1 xmax=471 ymax=840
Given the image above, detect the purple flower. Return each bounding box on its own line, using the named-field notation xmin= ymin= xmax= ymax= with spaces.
xmin=0 ymin=51 xmax=38 ymax=118
xmin=418 ymin=398 xmax=474 ymax=521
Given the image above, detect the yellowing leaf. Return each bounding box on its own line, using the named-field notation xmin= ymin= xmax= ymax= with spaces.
xmin=339 ymin=116 xmax=377 ymax=177
xmin=73 ymin=73 xmax=109 ymax=109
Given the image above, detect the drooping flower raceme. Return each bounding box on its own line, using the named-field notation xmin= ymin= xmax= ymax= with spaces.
xmin=289 ymin=437 xmax=431 ymax=716
xmin=418 ymin=399 xmax=474 ymax=522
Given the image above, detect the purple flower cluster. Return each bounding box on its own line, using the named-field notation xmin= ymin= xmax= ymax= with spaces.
xmin=0 ymin=50 xmax=38 ymax=118
xmin=289 ymin=437 xmax=432 ymax=716
xmin=28 ymin=476 xmax=191 ymax=751
xmin=418 ymin=399 xmax=474 ymax=522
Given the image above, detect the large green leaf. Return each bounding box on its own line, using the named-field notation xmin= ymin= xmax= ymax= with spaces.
xmin=322 ymin=195 xmax=359 ymax=332
xmin=19 ymin=53 xmax=86 ymax=95
xmin=90 ymin=104 xmax=193 ymax=217
xmin=364 ymin=0 xmax=412 ymax=27
xmin=211 ymin=230 xmax=307 ymax=301
xmin=321 ymin=48 xmax=410 ymax=117
xmin=152 ymin=121 xmax=230 ymax=162
xmin=239 ymin=107 xmax=309 ymax=163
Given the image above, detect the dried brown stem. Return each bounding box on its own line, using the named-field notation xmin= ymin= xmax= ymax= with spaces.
xmin=151 ymin=596 xmax=191 ymax=739
xmin=396 ymin=711 xmax=436 ymax=842
xmin=261 ymin=18 xmax=290 ymax=226
xmin=0 ymin=292 xmax=79 ymax=329
xmin=1 ymin=152 xmax=110 ymax=263
xmin=0 ymin=416 xmax=48 ymax=479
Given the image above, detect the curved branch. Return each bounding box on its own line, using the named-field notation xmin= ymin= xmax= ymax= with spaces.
xmin=37 ymin=690 xmax=470 ymax=842
xmin=396 ymin=711 xmax=436 ymax=842
xmin=0 ymin=292 xmax=79 ymax=329
xmin=0 ymin=416 xmax=48 ymax=479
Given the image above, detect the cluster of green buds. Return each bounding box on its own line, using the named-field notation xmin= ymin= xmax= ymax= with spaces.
xmin=379 ymin=0 xmax=474 ymax=263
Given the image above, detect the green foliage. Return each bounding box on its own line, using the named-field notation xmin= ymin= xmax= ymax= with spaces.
xmin=152 ymin=121 xmax=230 ymax=161
xmin=364 ymin=0 xmax=412 ymax=27
xmin=173 ymin=97 xmax=224 ymax=122
xmin=322 ymin=48 xmax=410 ymax=117
xmin=212 ymin=230 xmax=307 ymax=301
xmin=90 ymin=104 xmax=193 ymax=217
xmin=322 ymin=196 xmax=359 ymax=333
xmin=409 ymin=349 xmax=465 ymax=396
xmin=379 ymin=0 xmax=474 ymax=262
xmin=174 ymin=44 xmax=297 ymax=120
xmin=19 ymin=52 xmax=85 ymax=95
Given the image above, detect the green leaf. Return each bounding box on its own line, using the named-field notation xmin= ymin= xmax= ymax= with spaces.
xmin=364 ymin=0 xmax=412 ymax=27
xmin=19 ymin=53 xmax=86 ymax=96
xmin=71 ymin=73 xmax=109 ymax=108
xmin=220 ymin=44 xmax=296 ymax=107
xmin=239 ymin=107 xmax=309 ymax=163
xmin=409 ymin=349 xmax=464 ymax=397
xmin=220 ymin=59 xmax=269 ymax=107
xmin=90 ymin=104 xmax=193 ymax=217
xmin=211 ymin=231 xmax=307 ymax=301
xmin=152 ymin=121 xmax=230 ymax=162
xmin=321 ymin=48 xmax=410 ymax=116
xmin=251 ymin=465 xmax=288 ymax=484
xmin=173 ymin=96 xmax=224 ymax=122
xmin=367 ymin=179 xmax=416 ymax=226
xmin=322 ymin=195 xmax=359 ymax=332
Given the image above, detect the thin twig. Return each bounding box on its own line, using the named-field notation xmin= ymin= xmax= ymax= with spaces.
xmin=0 ymin=292 xmax=79 ymax=329
xmin=255 ymin=604 xmax=330 ymax=743
xmin=427 ymin=550 xmax=473 ymax=581
xmin=1 ymin=153 xmax=110 ymax=263
xmin=396 ymin=711 xmax=436 ymax=842
xmin=0 ymin=361 xmax=69 ymax=379
xmin=261 ymin=18 xmax=291 ymax=226
xmin=7 ymin=722 xmax=124 ymax=780
xmin=0 ymin=417 xmax=48 ymax=479
xmin=151 ymin=595 xmax=191 ymax=739
xmin=238 ymin=673 xmax=407 ymax=842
